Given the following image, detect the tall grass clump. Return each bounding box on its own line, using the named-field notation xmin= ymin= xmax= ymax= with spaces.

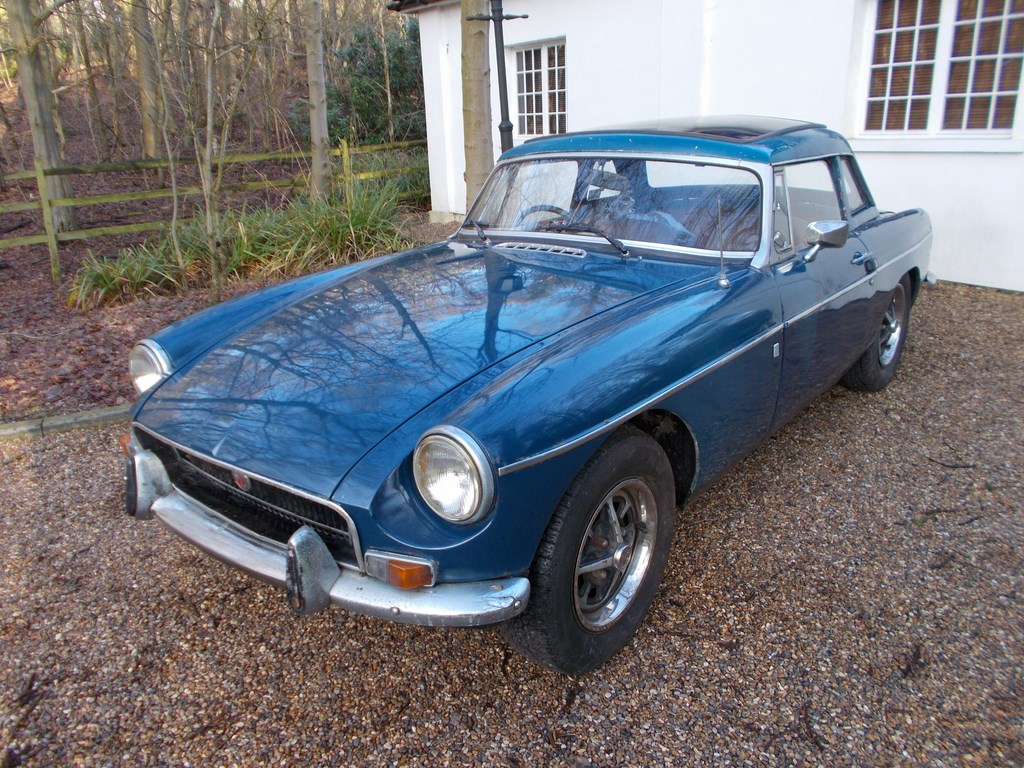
xmin=68 ymin=184 xmax=411 ymax=308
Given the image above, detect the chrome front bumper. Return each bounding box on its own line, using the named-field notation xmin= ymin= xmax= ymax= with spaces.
xmin=128 ymin=446 xmax=530 ymax=627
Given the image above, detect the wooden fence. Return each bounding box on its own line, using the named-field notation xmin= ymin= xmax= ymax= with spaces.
xmin=0 ymin=139 xmax=429 ymax=281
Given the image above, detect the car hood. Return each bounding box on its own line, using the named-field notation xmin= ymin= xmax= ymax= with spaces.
xmin=138 ymin=242 xmax=711 ymax=496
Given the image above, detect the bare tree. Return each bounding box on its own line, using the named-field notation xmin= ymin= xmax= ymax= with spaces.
xmin=8 ymin=0 xmax=77 ymax=234
xmin=461 ymin=0 xmax=493 ymax=209
xmin=131 ymin=0 xmax=164 ymax=161
xmin=303 ymin=0 xmax=330 ymax=197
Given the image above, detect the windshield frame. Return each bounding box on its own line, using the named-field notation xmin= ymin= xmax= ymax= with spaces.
xmin=459 ymin=151 xmax=773 ymax=268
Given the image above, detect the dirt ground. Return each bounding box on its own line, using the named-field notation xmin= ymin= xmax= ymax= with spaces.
xmin=0 ymin=282 xmax=1022 ymax=766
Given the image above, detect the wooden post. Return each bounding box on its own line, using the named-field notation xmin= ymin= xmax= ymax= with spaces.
xmin=340 ymin=139 xmax=354 ymax=203
xmin=34 ymin=157 xmax=61 ymax=282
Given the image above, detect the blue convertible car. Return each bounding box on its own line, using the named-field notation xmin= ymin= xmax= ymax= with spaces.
xmin=124 ymin=117 xmax=931 ymax=674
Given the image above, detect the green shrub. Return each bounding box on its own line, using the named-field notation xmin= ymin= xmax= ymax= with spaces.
xmin=67 ymin=185 xmax=411 ymax=309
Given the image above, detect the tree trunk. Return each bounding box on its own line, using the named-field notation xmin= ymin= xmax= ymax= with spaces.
xmin=461 ymin=0 xmax=493 ymax=210
xmin=303 ymin=0 xmax=331 ymax=198
xmin=377 ymin=3 xmax=394 ymax=143
xmin=72 ymin=8 xmax=112 ymax=160
xmin=8 ymin=0 xmax=77 ymax=234
xmin=131 ymin=0 xmax=164 ymax=161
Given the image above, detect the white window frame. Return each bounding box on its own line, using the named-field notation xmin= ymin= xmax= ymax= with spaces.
xmin=854 ymin=0 xmax=1024 ymax=152
xmin=513 ymin=39 xmax=567 ymax=141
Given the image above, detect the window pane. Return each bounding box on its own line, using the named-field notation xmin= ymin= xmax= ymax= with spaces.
xmin=898 ymin=0 xmax=919 ymax=27
xmin=968 ymin=94 xmax=994 ymax=125
xmin=892 ymin=65 xmax=912 ymax=94
xmin=914 ymin=63 xmax=935 ymax=93
xmin=878 ymin=0 xmax=896 ymax=28
xmin=974 ymin=58 xmax=998 ymax=89
xmin=954 ymin=23 xmax=977 ymax=55
xmin=873 ymin=31 xmax=893 ymax=64
xmin=894 ymin=29 xmax=916 ymax=61
xmin=785 ymin=161 xmax=842 ymax=245
xmin=919 ymin=27 xmax=938 ymax=58
xmin=866 ymin=101 xmax=885 ymax=129
xmin=948 ymin=60 xmax=971 ymax=92
xmin=958 ymin=0 xmax=980 ymax=21
xmin=841 ymin=158 xmax=869 ymax=212
xmin=910 ymin=98 xmax=931 ymax=126
xmin=944 ymin=95 xmax=967 ymax=127
xmin=994 ymin=93 xmax=1017 ymax=125
xmin=871 ymin=67 xmax=890 ymax=96
xmin=982 ymin=0 xmax=1005 ymax=16
xmin=978 ymin=20 xmax=1003 ymax=53
xmin=1000 ymin=56 xmax=1022 ymax=88
xmin=886 ymin=98 xmax=909 ymax=127
xmin=1008 ymin=18 xmax=1024 ymax=52
xmin=921 ymin=0 xmax=941 ymax=24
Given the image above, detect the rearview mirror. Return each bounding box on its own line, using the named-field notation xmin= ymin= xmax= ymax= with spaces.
xmin=803 ymin=220 xmax=849 ymax=262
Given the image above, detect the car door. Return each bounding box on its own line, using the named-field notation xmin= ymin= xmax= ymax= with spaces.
xmin=770 ymin=158 xmax=879 ymax=428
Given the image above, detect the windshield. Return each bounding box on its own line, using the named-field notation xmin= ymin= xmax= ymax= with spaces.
xmin=466 ymin=157 xmax=763 ymax=253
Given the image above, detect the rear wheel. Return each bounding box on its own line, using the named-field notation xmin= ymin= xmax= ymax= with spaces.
xmin=501 ymin=427 xmax=676 ymax=675
xmin=843 ymin=274 xmax=913 ymax=392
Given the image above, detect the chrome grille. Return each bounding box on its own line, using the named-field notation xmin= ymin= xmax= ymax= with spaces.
xmin=136 ymin=429 xmax=358 ymax=568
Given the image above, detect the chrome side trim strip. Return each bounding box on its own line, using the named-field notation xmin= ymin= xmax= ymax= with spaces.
xmin=497 ymin=323 xmax=783 ymax=476
xmin=149 ymin=490 xmax=530 ymax=627
xmin=132 ymin=422 xmax=364 ymax=570
xmin=780 ymin=235 xmax=929 ymax=328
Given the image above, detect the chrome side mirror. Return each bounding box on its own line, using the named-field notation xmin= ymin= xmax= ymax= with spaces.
xmin=803 ymin=220 xmax=849 ymax=262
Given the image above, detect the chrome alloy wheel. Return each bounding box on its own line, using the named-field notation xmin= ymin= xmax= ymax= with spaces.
xmin=878 ymin=281 xmax=907 ymax=367
xmin=573 ymin=478 xmax=658 ymax=631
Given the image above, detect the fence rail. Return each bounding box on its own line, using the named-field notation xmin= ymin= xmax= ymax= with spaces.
xmin=0 ymin=139 xmax=428 ymax=281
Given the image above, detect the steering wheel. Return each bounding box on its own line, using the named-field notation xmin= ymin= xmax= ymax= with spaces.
xmin=512 ymin=204 xmax=571 ymax=229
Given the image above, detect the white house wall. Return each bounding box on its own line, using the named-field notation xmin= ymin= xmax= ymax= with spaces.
xmin=410 ymin=0 xmax=1024 ymax=291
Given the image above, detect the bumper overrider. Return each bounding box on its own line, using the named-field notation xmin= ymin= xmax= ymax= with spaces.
xmin=122 ymin=429 xmax=530 ymax=627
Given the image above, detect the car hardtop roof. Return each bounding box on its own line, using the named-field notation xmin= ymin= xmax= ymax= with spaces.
xmin=501 ymin=115 xmax=853 ymax=166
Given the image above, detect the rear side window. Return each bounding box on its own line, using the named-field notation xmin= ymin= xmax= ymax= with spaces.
xmin=839 ymin=158 xmax=869 ymax=214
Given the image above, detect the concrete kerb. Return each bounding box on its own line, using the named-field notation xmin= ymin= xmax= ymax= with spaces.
xmin=0 ymin=404 xmax=131 ymax=442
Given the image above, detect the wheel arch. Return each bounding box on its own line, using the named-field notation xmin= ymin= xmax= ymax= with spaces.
xmin=629 ymin=409 xmax=698 ymax=506
xmin=906 ymin=266 xmax=922 ymax=304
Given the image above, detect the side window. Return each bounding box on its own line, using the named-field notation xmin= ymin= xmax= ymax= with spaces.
xmin=839 ymin=158 xmax=869 ymax=215
xmin=782 ymin=160 xmax=842 ymax=248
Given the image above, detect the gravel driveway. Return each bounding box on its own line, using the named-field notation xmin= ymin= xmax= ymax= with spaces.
xmin=1 ymin=282 xmax=1021 ymax=766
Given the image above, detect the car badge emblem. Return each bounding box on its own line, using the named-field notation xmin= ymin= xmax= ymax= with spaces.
xmin=231 ymin=470 xmax=252 ymax=492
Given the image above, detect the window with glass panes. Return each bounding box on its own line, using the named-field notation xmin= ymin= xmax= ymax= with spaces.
xmin=865 ymin=0 xmax=1023 ymax=133
xmin=516 ymin=42 xmax=566 ymax=136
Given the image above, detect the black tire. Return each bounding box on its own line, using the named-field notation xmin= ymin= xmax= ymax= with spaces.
xmin=843 ymin=274 xmax=913 ymax=392
xmin=501 ymin=426 xmax=676 ymax=675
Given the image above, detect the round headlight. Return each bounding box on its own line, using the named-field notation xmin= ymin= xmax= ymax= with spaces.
xmin=413 ymin=427 xmax=494 ymax=524
xmin=129 ymin=340 xmax=171 ymax=395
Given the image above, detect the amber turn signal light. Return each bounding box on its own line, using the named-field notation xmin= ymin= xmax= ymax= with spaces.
xmin=364 ymin=551 xmax=437 ymax=590
xmin=387 ymin=560 xmax=434 ymax=590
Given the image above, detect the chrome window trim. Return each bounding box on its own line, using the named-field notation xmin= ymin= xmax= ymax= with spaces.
xmin=132 ymin=422 xmax=364 ymax=570
xmin=462 ymin=151 xmax=774 ymax=270
xmin=497 ymin=323 xmax=783 ymax=476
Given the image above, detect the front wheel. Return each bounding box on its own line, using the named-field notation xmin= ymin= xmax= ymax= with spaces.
xmin=501 ymin=427 xmax=676 ymax=675
xmin=843 ymin=274 xmax=913 ymax=392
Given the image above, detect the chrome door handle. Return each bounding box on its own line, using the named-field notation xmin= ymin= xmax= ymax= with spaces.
xmin=852 ymin=252 xmax=877 ymax=273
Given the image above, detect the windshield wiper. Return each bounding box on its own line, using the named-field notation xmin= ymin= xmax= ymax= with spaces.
xmin=462 ymin=219 xmax=491 ymax=246
xmin=542 ymin=222 xmax=629 ymax=257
